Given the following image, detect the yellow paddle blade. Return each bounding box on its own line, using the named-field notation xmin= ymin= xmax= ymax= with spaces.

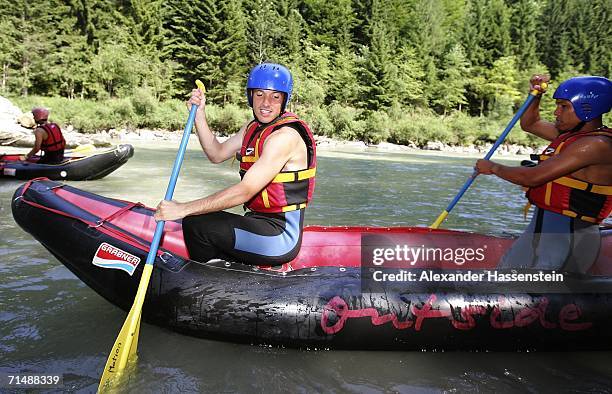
xmin=98 ymin=264 xmax=153 ymax=393
xmin=129 ymin=314 xmax=141 ymax=360
xmin=67 ymin=144 xmax=96 ymax=155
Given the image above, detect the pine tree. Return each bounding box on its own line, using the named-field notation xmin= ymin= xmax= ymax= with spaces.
xmin=462 ymin=0 xmax=487 ymax=67
xmin=482 ymin=0 xmax=511 ymax=66
xmin=329 ymin=46 xmax=360 ymax=106
xmin=244 ymin=0 xmax=283 ymax=65
xmin=359 ymin=0 xmax=396 ymax=110
xmin=484 ymin=56 xmax=522 ymax=118
xmin=510 ymin=0 xmax=540 ymax=70
xmin=218 ymin=0 xmax=248 ymax=103
xmin=571 ymin=0 xmax=611 ymax=76
xmin=433 ymin=44 xmax=471 ymax=114
xmin=164 ymin=0 xmax=223 ymax=98
xmin=539 ymin=0 xmax=573 ymax=78
xmin=301 ymin=0 xmax=356 ymax=52
xmin=0 ymin=1 xmax=21 ymax=94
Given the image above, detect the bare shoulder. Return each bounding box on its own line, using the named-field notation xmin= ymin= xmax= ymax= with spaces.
xmin=268 ymin=125 xmax=302 ymax=144
xmin=562 ymin=135 xmax=612 ymax=163
xmin=581 ymin=134 xmax=612 ymax=150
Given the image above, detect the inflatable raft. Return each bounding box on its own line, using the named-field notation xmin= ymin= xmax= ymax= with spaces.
xmin=11 ymin=179 xmax=612 ymax=350
xmin=1 ymin=144 xmax=134 ymax=180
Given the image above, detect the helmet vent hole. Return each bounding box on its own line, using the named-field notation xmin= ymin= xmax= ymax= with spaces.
xmin=581 ymin=103 xmax=592 ymax=114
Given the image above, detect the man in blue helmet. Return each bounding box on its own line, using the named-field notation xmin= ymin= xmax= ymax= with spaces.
xmin=155 ymin=63 xmax=317 ymax=266
xmin=476 ymin=75 xmax=612 ymax=273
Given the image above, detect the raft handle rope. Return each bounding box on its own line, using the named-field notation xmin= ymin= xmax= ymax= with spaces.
xmin=92 ymin=201 xmax=144 ymax=228
xmin=17 ymin=179 xmax=165 ymax=258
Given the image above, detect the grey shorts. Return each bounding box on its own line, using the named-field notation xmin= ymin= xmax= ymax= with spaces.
xmin=499 ymin=207 xmax=601 ymax=273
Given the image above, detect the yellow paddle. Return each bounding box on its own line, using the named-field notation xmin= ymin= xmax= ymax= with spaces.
xmin=66 ymin=144 xmax=96 ymax=155
xmin=98 ymin=80 xmax=205 ymax=392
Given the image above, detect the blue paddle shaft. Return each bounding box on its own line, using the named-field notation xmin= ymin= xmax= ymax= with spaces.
xmin=442 ymin=93 xmax=538 ymax=214
xmin=145 ymin=105 xmax=199 ymax=266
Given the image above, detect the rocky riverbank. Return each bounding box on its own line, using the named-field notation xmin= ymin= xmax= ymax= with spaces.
xmin=0 ymin=95 xmax=542 ymax=157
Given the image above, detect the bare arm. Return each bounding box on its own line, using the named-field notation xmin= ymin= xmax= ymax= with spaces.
xmin=154 ymin=128 xmax=300 ymax=220
xmin=23 ymin=129 xmax=45 ymax=160
xmin=475 ymin=137 xmax=611 ymax=187
xmin=520 ymin=74 xmax=559 ymax=141
xmin=188 ymin=88 xmax=245 ymax=163
xmin=519 ymin=96 xmax=559 ymax=142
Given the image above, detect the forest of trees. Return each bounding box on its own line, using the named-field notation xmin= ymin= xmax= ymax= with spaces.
xmin=1 ymin=0 xmax=610 ymax=145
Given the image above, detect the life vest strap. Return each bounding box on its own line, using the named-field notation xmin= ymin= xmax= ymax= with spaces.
xmin=561 ymin=209 xmax=598 ymax=223
xmin=553 ymin=176 xmax=612 ymax=195
xmin=281 ymin=203 xmax=307 ymax=212
xmin=272 ymin=168 xmax=316 ymax=183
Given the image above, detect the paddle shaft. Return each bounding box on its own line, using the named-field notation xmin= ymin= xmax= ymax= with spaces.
xmin=430 ymin=88 xmax=543 ymax=229
xmin=99 ymin=81 xmax=204 ymax=392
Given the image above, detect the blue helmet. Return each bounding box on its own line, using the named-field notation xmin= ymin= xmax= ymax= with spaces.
xmin=246 ymin=63 xmax=293 ymax=109
xmin=553 ymin=76 xmax=612 ymax=122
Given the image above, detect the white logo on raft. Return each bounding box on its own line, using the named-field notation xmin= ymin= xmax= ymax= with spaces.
xmin=92 ymin=242 xmax=141 ymax=276
xmin=3 ymin=168 xmax=16 ymax=176
xmin=245 ymin=147 xmax=255 ymax=155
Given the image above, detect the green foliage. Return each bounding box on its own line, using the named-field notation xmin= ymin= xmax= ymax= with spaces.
xmin=131 ymin=87 xmax=157 ymax=117
xmin=205 ymin=103 xmax=251 ymax=135
xmin=363 ymin=110 xmax=392 ymax=144
xmin=433 ymin=44 xmax=470 ymax=114
xmin=1 ymin=0 xmax=609 ymax=148
xmin=326 ymin=104 xmax=366 ymax=140
xmin=300 ymin=106 xmax=334 ymax=138
xmin=484 ymin=56 xmax=522 ymax=119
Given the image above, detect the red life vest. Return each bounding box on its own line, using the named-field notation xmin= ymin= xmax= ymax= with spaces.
xmin=237 ymin=112 xmax=316 ymax=213
xmin=40 ymin=123 xmax=66 ymax=153
xmin=526 ymin=127 xmax=612 ymax=223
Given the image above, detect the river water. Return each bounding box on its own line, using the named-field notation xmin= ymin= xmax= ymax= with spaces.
xmin=1 ymin=141 xmax=611 ymax=393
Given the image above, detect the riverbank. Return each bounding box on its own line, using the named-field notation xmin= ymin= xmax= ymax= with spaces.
xmin=1 ymin=127 xmax=540 ymax=160
xmin=0 ymin=95 xmax=542 ymax=158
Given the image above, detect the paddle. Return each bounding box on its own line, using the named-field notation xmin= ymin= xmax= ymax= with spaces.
xmin=98 ymin=80 xmax=205 ymax=392
xmin=66 ymin=144 xmax=96 ymax=155
xmin=430 ymin=83 xmax=547 ymax=229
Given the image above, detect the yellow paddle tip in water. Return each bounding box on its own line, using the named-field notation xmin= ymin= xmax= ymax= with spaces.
xmin=98 ymin=259 xmax=154 ymax=392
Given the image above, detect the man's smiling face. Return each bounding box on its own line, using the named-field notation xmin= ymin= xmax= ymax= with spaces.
xmin=252 ymin=89 xmax=284 ymax=123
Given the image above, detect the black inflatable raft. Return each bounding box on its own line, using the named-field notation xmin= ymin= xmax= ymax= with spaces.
xmin=1 ymin=144 xmax=134 ymax=180
xmin=11 ymin=179 xmax=612 ymax=350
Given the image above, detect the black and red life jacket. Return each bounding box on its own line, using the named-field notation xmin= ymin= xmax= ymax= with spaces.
xmin=236 ymin=112 xmax=316 ymax=213
xmin=526 ymin=127 xmax=612 ymax=223
xmin=40 ymin=123 xmax=65 ymax=153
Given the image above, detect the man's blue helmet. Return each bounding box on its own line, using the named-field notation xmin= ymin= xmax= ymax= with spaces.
xmin=553 ymin=76 xmax=612 ymax=122
xmin=246 ymin=63 xmax=293 ymax=109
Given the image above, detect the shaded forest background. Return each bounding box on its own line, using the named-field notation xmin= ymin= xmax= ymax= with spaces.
xmin=1 ymin=0 xmax=610 ymax=147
